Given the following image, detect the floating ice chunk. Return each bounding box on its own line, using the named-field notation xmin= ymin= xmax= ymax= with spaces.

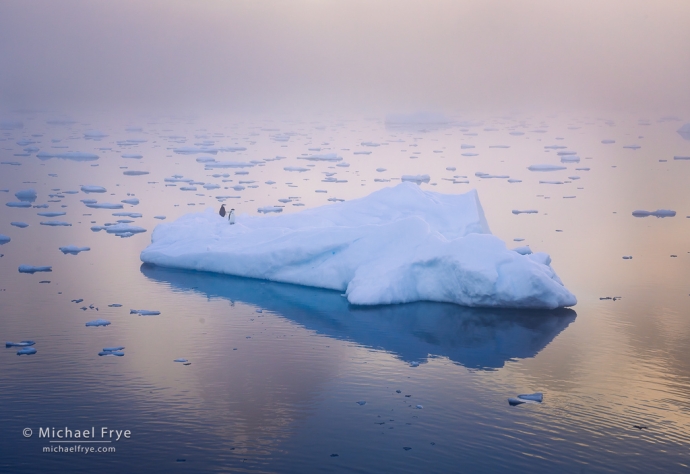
xmin=528 ymin=164 xmax=567 ymax=172
xmin=37 ymin=151 xmax=99 ymax=161
xmin=154 ymin=216 xmax=166 ymax=220
xmin=37 ymin=211 xmax=66 ymax=217
xmin=336 ymin=162 xmax=350 ymax=167
xmin=354 ymin=151 xmax=372 ymax=155
xmin=461 ymin=144 xmax=475 ymax=149
xmin=15 ymin=189 xmax=37 ymax=201
xmin=258 ymin=206 xmax=283 ymax=213
xmin=122 ymin=154 xmax=143 ymax=159
xmin=130 ymin=309 xmax=160 ymax=315
xmin=409 ymin=361 xmax=420 ymax=367
xmin=674 ymin=156 xmax=690 ymax=160
xmin=446 ymin=167 xmax=456 ymax=171
xmin=557 ymin=151 xmax=577 ymax=156
xmin=6 ymin=201 xmax=31 ymax=208
xmin=99 ymin=350 xmax=124 ymax=356
xmin=85 ymin=319 xmax=111 ymax=327
xmin=539 ymin=181 xmax=564 ymax=185
xmin=376 ymin=168 xmax=387 ymax=172
xmin=632 ymin=209 xmax=676 ymax=218
xmin=18 ymin=265 xmax=52 ymax=273
xmin=40 ymin=220 xmax=72 ymax=226
xmin=196 ymin=156 xmax=216 ymax=163
xmin=512 ymin=209 xmax=538 ymax=215
xmin=105 ymin=224 xmax=147 ymax=234
xmin=284 ymin=166 xmax=310 ymax=172
xmin=103 ymin=346 xmax=125 ymax=351
xmin=203 ymin=184 xmax=220 ymax=190
xmin=356 ymin=400 xmax=367 ymax=405
xmin=512 ymin=246 xmax=532 ymax=255
xmin=123 ymin=171 xmax=149 ymax=176
xmin=507 ymin=179 xmax=522 ymax=183
xmin=401 ymin=174 xmax=430 ymax=184
xmin=121 ymin=198 xmax=140 ymax=206
xmin=174 ymin=358 xmax=188 ymax=363
xmin=462 ymin=153 xmax=478 ymax=157
xmin=142 ymin=183 xmax=576 ymax=309
xmin=518 ymin=392 xmax=543 ymax=402
xmin=560 ymin=155 xmax=580 ymax=163
xmin=85 ymin=202 xmax=123 ymax=209
xmin=575 ymin=167 xmax=590 ymax=171
xmin=476 ymin=172 xmax=509 ymax=179
xmin=601 ymin=140 xmax=615 ymax=144
xmin=623 ymin=145 xmax=641 ymax=150
xmin=622 ymin=256 xmax=632 ymax=259
xmin=59 ymin=245 xmax=90 ymax=254
xmin=299 ymin=153 xmax=342 ymax=162
xmin=0 ymin=234 xmax=10 ymax=244
xmin=113 ymin=212 xmax=142 ymax=217
xmin=81 ymin=185 xmax=107 ymax=193
xmin=508 ymin=397 xmax=538 ymax=406
xmin=361 ymin=142 xmax=380 ymax=147
xmin=174 ymin=147 xmax=217 ymax=154
xmin=6 ymin=340 xmax=35 ymax=347
xmin=489 ymin=145 xmax=510 ymax=148
xmin=84 ymin=130 xmax=108 ymax=139
xmin=17 ymin=347 xmax=37 ymax=355
xmin=11 ymin=222 xmax=28 ymax=228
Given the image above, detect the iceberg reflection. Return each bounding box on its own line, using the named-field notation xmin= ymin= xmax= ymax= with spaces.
xmin=141 ymin=264 xmax=576 ymax=370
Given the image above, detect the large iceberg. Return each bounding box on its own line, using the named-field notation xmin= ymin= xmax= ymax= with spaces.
xmin=141 ymin=183 xmax=576 ymax=309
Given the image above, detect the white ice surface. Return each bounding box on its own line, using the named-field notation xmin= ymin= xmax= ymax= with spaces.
xmin=141 ymin=183 xmax=576 ymax=309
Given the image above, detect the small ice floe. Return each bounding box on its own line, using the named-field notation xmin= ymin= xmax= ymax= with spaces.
xmin=154 ymin=216 xmax=166 ymax=220
xmin=258 ymin=206 xmax=283 ymax=213
xmin=203 ymin=184 xmax=220 ymax=190
xmin=560 ymin=155 xmax=580 ymax=163
xmin=123 ymin=171 xmax=149 ymax=176
xmin=15 ymin=189 xmax=37 ymax=201
xmin=18 ymin=265 xmax=52 ymax=273
xmin=512 ymin=210 xmax=538 ymax=215
xmin=174 ymin=358 xmax=188 ymax=363
xmin=507 ymin=179 xmax=522 ymax=183
xmin=446 ymin=167 xmax=456 ymax=171
xmin=512 ymin=246 xmax=532 ymax=255
xmin=130 ymin=309 xmax=160 ymax=315
xmin=539 ymin=180 xmax=564 ymax=185
xmin=354 ymin=151 xmax=372 ymax=155
xmin=99 ymin=346 xmax=125 ymax=356
xmin=509 ymin=392 xmax=543 ymax=405
xmin=674 ymin=156 xmax=690 ymax=160
xmin=180 ymin=186 xmax=197 ymax=191
xmin=632 ymin=209 xmax=676 ymax=218
xmin=36 ymin=151 xmax=99 ymax=161
xmin=462 ymin=153 xmax=478 ymax=156
xmin=563 ymin=196 xmax=576 ymax=199
xmin=601 ymin=139 xmax=615 ymax=144
xmin=196 ymin=156 xmax=216 ymax=163
xmin=356 ymin=401 xmax=367 ymax=406
xmin=416 ymin=405 xmax=423 ymax=409
xmin=575 ymin=167 xmax=590 ymax=171
xmin=122 ymin=154 xmax=143 ymax=159
xmin=113 ymin=212 xmax=142 ymax=218
xmin=6 ymin=340 xmax=35 ymax=347
xmin=84 ymin=130 xmax=108 ymax=139
xmin=81 ymin=185 xmax=107 ymax=193
xmin=37 ymin=211 xmax=66 ymax=217
xmin=476 ymin=172 xmax=509 ymax=179
xmin=265 ymin=180 xmax=276 ymax=185
xmin=409 ymin=361 xmax=420 ymax=367
xmin=376 ymin=168 xmax=387 ymax=172
xmin=527 ymin=164 xmax=567 ymax=172
xmin=461 ymin=144 xmax=475 ymax=149
xmin=6 ymin=201 xmax=31 ymax=208
xmin=284 ymin=166 xmax=310 ymax=172
xmin=622 ymin=256 xmax=632 ymax=259
xmin=17 ymin=347 xmax=37 ymax=355
xmin=328 ymin=197 xmax=345 ymax=202
xmin=85 ymin=202 xmax=124 ymax=209
xmin=108 ymin=303 xmax=122 ymax=307
xmin=514 ymin=238 xmax=525 ymax=242
xmin=85 ymin=319 xmax=111 ymax=327
xmin=315 ymin=190 xmax=327 ymax=193
xmin=401 ymin=175 xmax=430 ymax=184
xmin=59 ymin=245 xmax=90 ymax=255
xmin=105 ymin=224 xmax=147 ymax=235
xmin=489 ymin=145 xmax=510 ymax=148
xmin=0 ymin=234 xmax=10 ymax=244
xmin=121 ymin=198 xmax=139 ymax=205
xmin=299 ymin=153 xmax=342 ymax=162
xmin=361 ymin=141 xmax=380 ymax=147
xmin=623 ymin=145 xmax=641 ymax=150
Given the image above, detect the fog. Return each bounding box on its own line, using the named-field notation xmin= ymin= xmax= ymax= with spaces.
xmin=1 ymin=0 xmax=689 ymax=117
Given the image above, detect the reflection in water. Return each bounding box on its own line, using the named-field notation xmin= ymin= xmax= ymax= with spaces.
xmin=141 ymin=264 xmax=576 ymax=370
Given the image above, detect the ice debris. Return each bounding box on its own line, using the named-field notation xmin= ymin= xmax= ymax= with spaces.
xmin=18 ymin=265 xmax=52 ymax=273
xmin=632 ymin=209 xmax=676 ymax=218
xmin=85 ymin=319 xmax=111 ymax=327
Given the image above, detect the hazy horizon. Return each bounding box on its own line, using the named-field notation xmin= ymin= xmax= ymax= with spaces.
xmin=1 ymin=0 xmax=689 ymax=118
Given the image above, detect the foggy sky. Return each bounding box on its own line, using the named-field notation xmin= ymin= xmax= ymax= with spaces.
xmin=1 ymin=0 xmax=689 ymax=116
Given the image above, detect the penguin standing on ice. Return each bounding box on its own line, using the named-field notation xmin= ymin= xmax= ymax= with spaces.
xmin=219 ymin=204 xmax=226 ymax=217
xmin=228 ymin=208 xmax=235 ymax=225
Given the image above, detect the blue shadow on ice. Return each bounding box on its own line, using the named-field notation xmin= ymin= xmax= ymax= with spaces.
xmin=140 ymin=264 xmax=576 ymax=371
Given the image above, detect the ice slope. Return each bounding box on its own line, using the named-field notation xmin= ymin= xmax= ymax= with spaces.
xmin=141 ymin=183 xmax=576 ymax=309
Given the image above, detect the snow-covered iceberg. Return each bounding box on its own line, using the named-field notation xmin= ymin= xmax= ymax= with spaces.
xmin=141 ymin=183 xmax=576 ymax=309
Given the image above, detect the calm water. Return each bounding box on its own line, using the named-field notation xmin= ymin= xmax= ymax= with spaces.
xmin=1 ymin=113 xmax=689 ymax=473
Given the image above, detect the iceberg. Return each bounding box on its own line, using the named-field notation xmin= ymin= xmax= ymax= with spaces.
xmin=141 ymin=183 xmax=576 ymax=309
xmin=0 ymin=234 xmax=10 ymax=244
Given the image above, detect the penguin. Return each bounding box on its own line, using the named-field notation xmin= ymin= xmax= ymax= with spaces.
xmin=219 ymin=204 xmax=226 ymax=217
xmin=228 ymin=208 xmax=235 ymax=225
